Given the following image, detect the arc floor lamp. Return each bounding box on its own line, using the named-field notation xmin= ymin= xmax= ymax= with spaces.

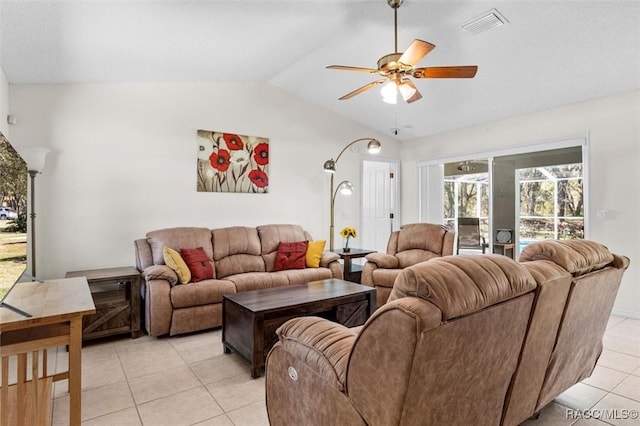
xmin=323 ymin=138 xmax=381 ymax=251
xmin=17 ymin=146 xmax=51 ymax=279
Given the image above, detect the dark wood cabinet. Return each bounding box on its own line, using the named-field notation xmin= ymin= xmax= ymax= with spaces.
xmin=65 ymin=266 xmax=142 ymax=341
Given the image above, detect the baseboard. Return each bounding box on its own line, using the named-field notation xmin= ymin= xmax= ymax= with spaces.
xmin=612 ymin=308 xmax=640 ymax=320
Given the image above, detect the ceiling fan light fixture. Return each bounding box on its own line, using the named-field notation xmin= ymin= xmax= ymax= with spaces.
xmin=398 ymin=80 xmax=417 ymax=101
xmin=381 ymin=81 xmax=398 ymax=104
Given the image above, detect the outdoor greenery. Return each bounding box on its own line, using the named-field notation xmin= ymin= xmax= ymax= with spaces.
xmin=0 ymin=135 xmax=27 ymax=214
xmin=0 ymin=134 xmax=28 ymax=291
xmin=518 ymin=164 xmax=584 ymax=240
xmin=443 ymin=164 xmax=584 ymax=242
xmin=4 ymin=213 xmax=28 ymax=233
xmin=444 ymin=174 xmax=490 ymax=238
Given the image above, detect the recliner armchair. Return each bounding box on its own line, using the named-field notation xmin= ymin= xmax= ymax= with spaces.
xmin=266 ymin=254 xmax=537 ymax=425
xmin=361 ymin=223 xmax=454 ymax=306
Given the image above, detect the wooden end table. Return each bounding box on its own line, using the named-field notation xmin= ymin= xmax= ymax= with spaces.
xmin=222 ymin=279 xmax=376 ymax=378
xmin=493 ymin=243 xmax=516 ymax=260
xmin=65 ymin=266 xmax=142 ymax=341
xmin=332 ymin=248 xmax=376 ymax=283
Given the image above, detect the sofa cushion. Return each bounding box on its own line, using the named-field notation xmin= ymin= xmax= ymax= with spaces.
xmin=170 ymin=279 xmax=236 ymax=308
xmin=397 ymin=223 xmax=447 ymax=253
xmin=519 ymin=240 xmax=615 ymax=276
xmin=147 ymin=227 xmax=213 ymax=266
xmin=274 ymin=241 xmax=308 ymax=271
xmin=257 ymin=224 xmax=309 ymax=271
xmin=306 ymin=240 xmax=326 ymax=268
xmin=212 ymin=226 xmax=265 ymax=278
xmin=181 ymin=247 xmax=215 ymax=282
xmin=390 ymin=254 xmax=536 ymax=320
xmin=395 ymin=250 xmax=440 ymax=269
xmin=273 ymin=268 xmax=334 ymax=285
xmin=163 ymin=247 xmax=191 ymax=284
xmin=226 ymin=271 xmax=290 ymax=293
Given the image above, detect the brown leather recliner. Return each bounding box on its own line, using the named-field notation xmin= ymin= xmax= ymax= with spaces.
xmin=501 ymin=240 xmax=630 ymax=425
xmin=265 ymin=240 xmax=630 ymax=426
xmin=267 ymin=254 xmax=537 ymax=426
xmin=361 ymin=223 xmax=455 ymax=307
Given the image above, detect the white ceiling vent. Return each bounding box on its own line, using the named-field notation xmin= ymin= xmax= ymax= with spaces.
xmin=462 ymin=9 xmax=509 ymax=36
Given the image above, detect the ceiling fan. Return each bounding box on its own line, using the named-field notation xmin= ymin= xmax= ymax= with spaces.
xmin=327 ymin=0 xmax=478 ymax=104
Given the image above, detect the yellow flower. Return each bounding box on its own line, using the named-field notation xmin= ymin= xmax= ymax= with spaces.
xmin=340 ymin=227 xmax=357 ymax=239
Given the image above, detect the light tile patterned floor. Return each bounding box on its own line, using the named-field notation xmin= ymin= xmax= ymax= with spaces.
xmin=38 ymin=316 xmax=640 ymax=425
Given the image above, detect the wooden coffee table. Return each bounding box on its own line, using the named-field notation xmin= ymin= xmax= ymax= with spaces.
xmin=222 ymin=278 xmax=376 ymax=378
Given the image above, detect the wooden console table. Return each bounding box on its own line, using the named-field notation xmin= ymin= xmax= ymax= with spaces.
xmin=0 ymin=277 xmax=95 ymax=426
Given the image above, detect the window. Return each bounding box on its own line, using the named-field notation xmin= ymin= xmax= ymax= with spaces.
xmin=517 ymin=163 xmax=584 ymax=247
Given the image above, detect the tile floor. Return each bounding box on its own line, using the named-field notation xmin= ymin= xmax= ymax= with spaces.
xmin=9 ymin=315 xmax=639 ymax=425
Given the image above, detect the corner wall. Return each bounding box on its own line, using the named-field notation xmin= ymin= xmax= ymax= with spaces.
xmin=401 ymin=90 xmax=640 ymax=317
xmin=8 ymin=82 xmax=399 ymax=279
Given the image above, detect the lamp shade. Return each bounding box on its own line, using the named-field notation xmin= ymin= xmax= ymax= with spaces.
xmin=380 ymin=81 xmax=398 ymax=104
xmin=323 ymin=159 xmax=337 ymax=173
xmin=367 ymin=139 xmax=382 ymax=154
xmin=337 ymin=180 xmax=354 ymax=195
xmin=16 ymin=146 xmax=51 ymax=173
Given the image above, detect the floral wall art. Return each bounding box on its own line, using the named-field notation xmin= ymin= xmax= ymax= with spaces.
xmin=197 ymin=130 xmax=269 ymax=193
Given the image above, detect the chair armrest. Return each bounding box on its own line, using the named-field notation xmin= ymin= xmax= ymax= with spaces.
xmin=143 ymin=265 xmax=178 ymax=286
xmin=320 ymin=251 xmax=340 ymax=266
xmin=365 ymin=253 xmax=399 ymax=269
xmin=274 ymin=316 xmax=357 ymax=391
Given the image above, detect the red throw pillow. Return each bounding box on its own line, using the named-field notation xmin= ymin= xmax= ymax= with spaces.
xmin=180 ymin=247 xmax=214 ymax=282
xmin=274 ymin=241 xmax=309 ymax=271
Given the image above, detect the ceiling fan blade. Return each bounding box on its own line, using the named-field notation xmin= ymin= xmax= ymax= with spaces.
xmin=412 ymin=66 xmax=478 ymax=79
xmin=338 ymin=80 xmax=386 ymax=100
xmin=327 ymin=65 xmax=379 ymax=73
xmin=400 ymin=80 xmax=423 ymax=103
xmin=398 ymin=39 xmax=435 ymax=66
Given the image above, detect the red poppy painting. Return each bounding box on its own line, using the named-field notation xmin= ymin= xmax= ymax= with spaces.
xmin=197 ymin=130 xmax=269 ymax=193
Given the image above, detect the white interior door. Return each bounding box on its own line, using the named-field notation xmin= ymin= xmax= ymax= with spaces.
xmin=362 ymin=160 xmax=400 ymax=254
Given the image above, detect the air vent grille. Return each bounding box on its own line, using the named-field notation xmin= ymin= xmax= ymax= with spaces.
xmin=462 ymin=9 xmax=508 ymax=35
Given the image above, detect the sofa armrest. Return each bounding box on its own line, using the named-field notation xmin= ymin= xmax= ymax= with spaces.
xmin=365 ymin=252 xmax=399 ymax=269
xmin=274 ymin=316 xmax=357 ymax=391
xmin=143 ymin=277 xmax=173 ymax=336
xmin=319 ymin=251 xmax=340 ymax=266
xmin=143 ymin=265 xmax=178 ymax=286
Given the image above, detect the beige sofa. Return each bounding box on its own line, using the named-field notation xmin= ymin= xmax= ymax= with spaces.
xmin=134 ymin=224 xmax=342 ymax=337
xmin=361 ymin=223 xmax=455 ymax=307
xmin=265 ymin=240 xmax=629 ymax=425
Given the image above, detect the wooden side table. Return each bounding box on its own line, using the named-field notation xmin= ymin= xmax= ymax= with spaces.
xmin=493 ymin=243 xmax=516 ymax=260
xmin=332 ymin=248 xmax=376 ymax=283
xmin=65 ymin=266 xmax=142 ymax=341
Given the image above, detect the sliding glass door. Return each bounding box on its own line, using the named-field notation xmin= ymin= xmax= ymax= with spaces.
xmin=516 ymin=163 xmax=584 ymax=251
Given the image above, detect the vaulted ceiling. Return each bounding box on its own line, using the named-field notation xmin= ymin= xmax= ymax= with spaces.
xmin=1 ymin=0 xmax=639 ymax=140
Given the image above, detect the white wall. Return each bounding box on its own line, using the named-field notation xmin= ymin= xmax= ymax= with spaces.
xmin=8 ymin=82 xmax=399 ymax=278
xmin=401 ymin=90 xmax=640 ymax=317
xmin=0 ymin=66 xmax=9 ymax=137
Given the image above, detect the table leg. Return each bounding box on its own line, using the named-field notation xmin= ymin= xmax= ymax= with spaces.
xmin=69 ymin=317 xmax=83 ymax=426
xmin=366 ymin=291 xmax=377 ymax=316
xmin=343 ymin=257 xmax=352 ymax=282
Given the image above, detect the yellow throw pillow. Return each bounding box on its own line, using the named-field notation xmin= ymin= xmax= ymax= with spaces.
xmin=163 ymin=246 xmax=191 ymax=284
xmin=305 ymin=240 xmax=326 ymax=268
